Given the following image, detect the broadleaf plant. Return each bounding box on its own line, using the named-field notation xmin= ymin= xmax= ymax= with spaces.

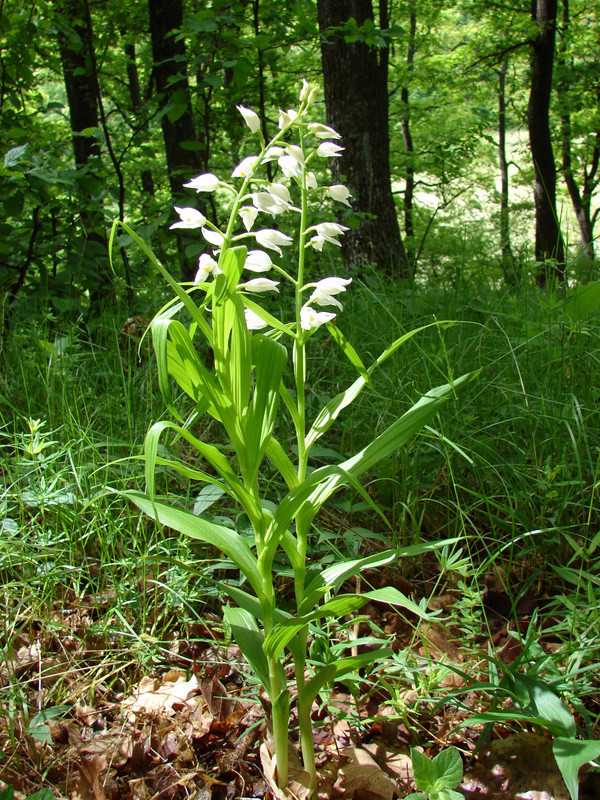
xmin=116 ymin=81 xmax=478 ymax=798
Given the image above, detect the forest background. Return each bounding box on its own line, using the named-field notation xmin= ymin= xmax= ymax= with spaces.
xmin=1 ymin=0 xmax=600 ymax=798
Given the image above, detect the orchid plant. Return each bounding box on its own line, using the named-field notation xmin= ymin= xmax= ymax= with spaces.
xmin=114 ymin=81 xmax=475 ymax=798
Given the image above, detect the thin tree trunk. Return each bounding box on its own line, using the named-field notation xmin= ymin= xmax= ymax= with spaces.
xmin=317 ymin=0 xmax=410 ymax=278
xmin=148 ymin=0 xmax=206 ymax=280
xmin=558 ymin=0 xmax=597 ymax=279
xmin=527 ymin=0 xmax=565 ymax=287
xmin=54 ymin=0 xmax=114 ymax=315
xmin=497 ymin=60 xmax=518 ymax=286
xmin=124 ymin=40 xmax=155 ymax=197
xmin=401 ymin=9 xmax=416 ymax=273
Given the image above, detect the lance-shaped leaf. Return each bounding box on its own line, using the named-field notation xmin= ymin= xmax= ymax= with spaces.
xmin=111 ymin=220 xmax=213 ymax=341
xmin=306 ymin=323 xmax=456 ymax=449
xmin=223 ymin=607 xmax=271 ymax=692
xmin=325 ymin=322 xmax=371 ymax=386
xmin=299 ymin=648 xmax=392 ymax=714
xmin=266 ymin=373 xmax=477 ymax=559
xmin=242 ymin=295 xmax=295 ymax=337
xmin=123 ymin=492 xmax=265 ymax=602
xmin=143 ymin=421 xmax=260 ymax=518
xmin=264 ymin=587 xmax=432 ymax=661
xmin=302 ymin=538 xmax=462 ymax=613
xmin=244 ymin=336 xmax=288 ymax=479
xmin=265 ymin=437 xmax=300 ymax=490
xmin=553 ymin=738 xmax=600 ymax=800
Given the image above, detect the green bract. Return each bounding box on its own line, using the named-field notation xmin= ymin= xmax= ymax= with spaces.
xmin=114 ymin=80 xmax=477 ymax=799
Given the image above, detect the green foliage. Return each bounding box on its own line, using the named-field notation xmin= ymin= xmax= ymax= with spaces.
xmin=406 ymin=746 xmax=464 ymax=800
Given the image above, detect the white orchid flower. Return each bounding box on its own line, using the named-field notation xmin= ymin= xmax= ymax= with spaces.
xmin=262 ymin=145 xmax=285 ymax=163
xmin=169 ymin=206 xmax=207 ymax=230
xmin=252 ymin=191 xmax=288 ymax=216
xmin=327 ymin=184 xmax=353 ymax=206
xmin=278 ymin=108 xmax=298 ymax=129
xmin=268 ymin=183 xmax=292 ymax=204
xmin=238 ymin=278 xmax=280 ymax=293
xmin=299 ymin=79 xmax=311 ymax=103
xmin=237 ymin=105 xmax=261 ymax=133
xmin=232 ymin=155 xmax=258 ymax=179
xmin=239 ymin=206 xmax=258 ymax=231
xmin=244 ymin=250 xmax=273 ymax=273
xmin=244 ymin=308 xmax=269 ymax=330
xmin=183 ymin=173 xmax=220 ymax=192
xmin=201 ymin=227 xmax=225 ymax=247
xmin=300 ymin=305 xmax=336 ymax=330
xmin=306 ymin=172 xmax=318 ymax=190
xmin=285 ymin=144 xmax=305 ymax=165
xmin=194 ymin=254 xmax=221 ymax=283
xmin=255 ymin=228 xmax=293 ymax=255
xmin=311 ymin=221 xmax=349 ymax=246
xmin=299 ymin=80 xmax=318 ymax=106
xmin=306 ymin=276 xmax=352 ymax=310
xmin=309 ymin=235 xmax=326 ymax=251
xmin=278 ymin=154 xmax=303 ymax=179
xmin=308 ymin=122 xmax=342 ymax=140
xmin=316 ymin=141 xmax=344 ymax=158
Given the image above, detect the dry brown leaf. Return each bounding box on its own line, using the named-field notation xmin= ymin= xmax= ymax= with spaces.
xmin=260 ymin=740 xmax=313 ymax=800
xmin=122 ymin=672 xmax=199 ymax=720
xmin=338 ymin=747 xmax=400 ymax=800
xmin=71 ymin=752 xmax=108 ymax=800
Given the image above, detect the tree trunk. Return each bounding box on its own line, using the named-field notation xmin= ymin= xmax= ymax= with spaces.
xmin=317 ymin=0 xmax=410 ymax=279
xmin=401 ymin=9 xmax=416 ymax=273
xmin=558 ymin=0 xmax=597 ymax=280
xmin=124 ymin=39 xmax=155 ymax=197
xmin=54 ymin=0 xmax=114 ymax=315
xmin=497 ymin=60 xmax=518 ymax=286
xmin=527 ymin=0 xmax=565 ymax=287
xmin=148 ymin=0 xmax=206 ymax=280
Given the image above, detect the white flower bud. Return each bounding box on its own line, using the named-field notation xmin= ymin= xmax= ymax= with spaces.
xmin=201 ymin=228 xmax=225 ymax=247
xmin=278 ymin=108 xmax=298 ymax=129
xmin=237 ymin=105 xmax=261 ymax=133
xmin=255 ymin=228 xmax=293 ymax=255
xmin=244 ymin=250 xmax=273 ymax=273
xmin=308 ymin=123 xmax=342 ymax=140
xmin=327 ymin=184 xmax=353 ymax=206
xmin=316 ymin=141 xmax=344 ymax=158
xmin=183 ymin=173 xmax=220 ymax=192
xmin=169 ymin=206 xmax=207 ymax=229
xmin=239 ymin=206 xmax=258 ymax=231
xmin=238 ymin=277 xmax=280 ymax=293
xmin=244 ymin=308 xmax=269 ymax=330
xmin=232 ymin=155 xmax=258 ymax=179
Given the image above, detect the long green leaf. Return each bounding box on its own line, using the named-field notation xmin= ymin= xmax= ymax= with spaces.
xmin=123 ymin=492 xmax=265 ymax=601
xmin=245 ymin=336 xmax=288 ymax=478
xmin=326 ymin=322 xmax=371 ymax=385
xmin=223 ymin=607 xmax=271 ymax=692
xmin=112 ymin=220 xmax=213 ymax=339
xmin=300 ymin=648 xmax=392 ymax=712
xmin=306 ymin=323 xmax=451 ymax=448
xmin=553 ymin=737 xmax=600 ymax=800
xmin=265 ymin=587 xmax=431 ymax=661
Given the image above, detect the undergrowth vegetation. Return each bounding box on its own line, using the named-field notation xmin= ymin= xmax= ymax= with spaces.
xmin=1 ymin=278 xmax=599 ymax=797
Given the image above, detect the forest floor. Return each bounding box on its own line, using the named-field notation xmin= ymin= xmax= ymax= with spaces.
xmin=2 ymin=553 xmax=599 ymax=800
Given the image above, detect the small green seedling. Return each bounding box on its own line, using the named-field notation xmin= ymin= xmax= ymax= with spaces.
xmin=405 ymin=746 xmax=464 ymax=800
xmin=0 ymin=788 xmax=55 ymax=800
